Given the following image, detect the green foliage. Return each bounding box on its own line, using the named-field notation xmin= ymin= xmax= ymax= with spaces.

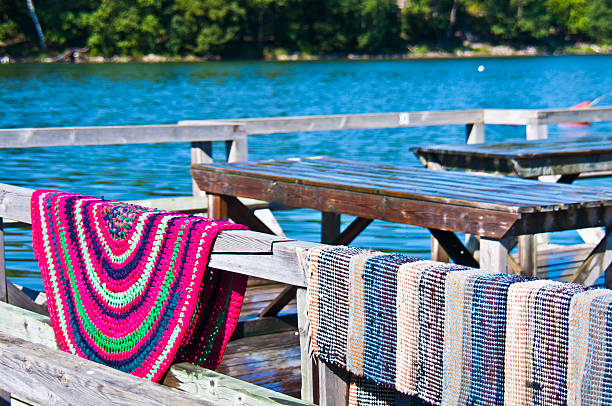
xmin=0 ymin=0 xmax=610 ymax=57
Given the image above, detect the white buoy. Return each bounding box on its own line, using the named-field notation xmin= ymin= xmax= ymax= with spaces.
xmin=478 ymin=65 xmax=485 ymax=72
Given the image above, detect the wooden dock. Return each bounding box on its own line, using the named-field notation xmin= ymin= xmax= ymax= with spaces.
xmin=1 ymin=106 xmax=612 ymax=404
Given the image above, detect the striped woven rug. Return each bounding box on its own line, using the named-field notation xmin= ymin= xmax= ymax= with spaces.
xmin=442 ymin=270 xmax=527 ymax=406
xmin=308 ymin=246 xmax=470 ymax=405
xmin=567 ymin=289 xmax=612 ymax=406
xmin=504 ymin=280 xmax=589 ymax=406
xmin=31 ymin=190 xmax=247 ymax=382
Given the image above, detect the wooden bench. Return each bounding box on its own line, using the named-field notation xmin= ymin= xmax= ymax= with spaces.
xmin=411 ymin=134 xmax=612 ymax=182
xmin=191 ymin=156 xmax=612 ymax=284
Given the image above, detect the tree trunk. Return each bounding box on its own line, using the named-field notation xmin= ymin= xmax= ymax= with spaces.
xmin=444 ymin=0 xmax=458 ymax=47
xmin=25 ymin=0 xmax=46 ymax=51
xmin=257 ymin=9 xmax=264 ymax=49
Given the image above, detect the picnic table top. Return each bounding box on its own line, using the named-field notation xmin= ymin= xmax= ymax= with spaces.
xmin=191 ymin=157 xmax=612 ymax=239
xmin=411 ymin=134 xmax=612 ymax=178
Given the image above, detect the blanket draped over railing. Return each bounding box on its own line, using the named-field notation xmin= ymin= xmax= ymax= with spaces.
xmin=31 ymin=190 xmax=247 ymax=382
xmin=307 ymin=246 xmax=612 ymax=406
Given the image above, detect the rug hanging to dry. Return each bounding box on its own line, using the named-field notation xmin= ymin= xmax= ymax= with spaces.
xmin=31 ymin=190 xmax=247 ymax=382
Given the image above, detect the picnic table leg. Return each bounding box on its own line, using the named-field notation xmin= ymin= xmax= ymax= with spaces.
xmin=518 ymin=235 xmax=537 ymax=277
xmin=480 ymin=237 xmax=511 ymax=273
xmin=207 ymin=194 xmax=228 ymax=220
xmin=321 ymin=212 xmax=341 ymax=244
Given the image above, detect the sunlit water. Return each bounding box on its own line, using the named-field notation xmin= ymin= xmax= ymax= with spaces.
xmin=1 ymin=55 xmax=612 ymax=290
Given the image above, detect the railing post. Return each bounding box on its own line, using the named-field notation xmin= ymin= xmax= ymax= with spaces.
xmin=0 ymin=217 xmax=6 ymax=303
xmin=465 ymin=122 xmax=485 ymax=144
xmin=526 ymin=118 xmax=548 ymax=140
xmin=225 ymin=126 xmax=248 ymax=162
xmin=190 ymin=141 xmax=213 ymax=197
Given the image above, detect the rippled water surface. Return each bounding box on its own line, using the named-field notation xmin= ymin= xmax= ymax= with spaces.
xmin=1 ymin=56 xmax=612 ymax=289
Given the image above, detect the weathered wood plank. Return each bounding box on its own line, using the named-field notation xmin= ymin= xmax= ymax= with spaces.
xmin=164 ymin=363 xmax=313 ymax=406
xmin=209 ymin=239 xmax=318 ymax=287
xmin=297 ymin=288 xmax=317 ymax=403
xmin=0 ymin=332 xmax=214 ymax=406
xmin=0 ymin=218 xmax=6 ymax=303
xmin=191 ymin=167 xmax=524 ymax=239
xmin=6 ymin=281 xmax=47 ymax=316
xmin=318 ymin=362 xmax=349 ymax=406
xmin=181 ymin=110 xmax=484 ymax=135
xmin=0 ymin=124 xmax=242 ymax=149
xmin=0 ymin=301 xmax=56 ymax=349
xmin=0 ymin=184 xmax=32 ymax=224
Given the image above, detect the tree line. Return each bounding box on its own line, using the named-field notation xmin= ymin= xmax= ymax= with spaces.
xmin=0 ymin=0 xmax=610 ymax=58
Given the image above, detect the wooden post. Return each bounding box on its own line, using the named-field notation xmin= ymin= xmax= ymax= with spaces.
xmin=321 ymin=212 xmax=341 ymax=244
xmin=526 ymin=119 xmax=548 ymax=140
xmin=465 ymin=122 xmax=485 ymax=144
xmin=225 ymin=131 xmax=248 ymax=163
xmin=479 ymin=237 xmax=510 ymax=273
xmin=191 ymin=141 xmax=213 ymax=197
xmin=318 ymin=362 xmax=350 ymax=406
xmin=297 ymin=288 xmax=318 ymax=403
xmin=207 ymin=194 xmax=228 ymax=221
xmin=431 ymin=238 xmax=450 ymax=263
xmin=518 ymin=235 xmax=537 ymax=277
xmin=0 ymin=218 xmax=6 ymax=303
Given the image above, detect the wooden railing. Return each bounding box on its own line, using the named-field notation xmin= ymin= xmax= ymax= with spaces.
xmin=182 ymin=106 xmax=612 ymax=143
xmin=0 ymin=182 xmax=319 ymax=405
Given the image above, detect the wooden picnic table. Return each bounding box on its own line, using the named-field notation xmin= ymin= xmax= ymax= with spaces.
xmin=191 ymin=157 xmax=612 ymax=284
xmin=411 ymin=134 xmax=612 ymax=183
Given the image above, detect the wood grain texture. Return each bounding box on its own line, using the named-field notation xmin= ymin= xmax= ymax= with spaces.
xmin=318 ymin=362 xmax=349 ymax=406
xmin=0 ymin=219 xmax=6 ymax=303
xmin=0 ymin=302 xmax=56 ymax=350
xmin=297 ymin=288 xmax=317 ymax=403
xmin=0 ymin=124 xmax=243 ymax=148
xmin=164 ymin=363 xmax=313 ymax=406
xmin=0 ymin=332 xmax=214 ymax=406
xmin=181 ymin=110 xmax=484 ymax=135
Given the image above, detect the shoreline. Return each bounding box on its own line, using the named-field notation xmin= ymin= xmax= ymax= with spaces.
xmin=1 ymin=43 xmax=611 ymax=64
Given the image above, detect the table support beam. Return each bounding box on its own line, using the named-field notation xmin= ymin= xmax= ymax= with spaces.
xmin=221 ymin=195 xmax=276 ymax=235
xmin=333 ymin=217 xmax=373 ymax=246
xmin=428 ymin=229 xmax=479 ymax=268
xmin=570 ymin=227 xmax=612 ymax=286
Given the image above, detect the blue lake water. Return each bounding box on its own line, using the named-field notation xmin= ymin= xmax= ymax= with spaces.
xmin=1 ymin=55 xmax=612 ymax=290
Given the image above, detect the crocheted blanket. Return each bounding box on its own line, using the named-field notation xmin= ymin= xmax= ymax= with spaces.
xmin=31 ymin=190 xmax=247 ymax=382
